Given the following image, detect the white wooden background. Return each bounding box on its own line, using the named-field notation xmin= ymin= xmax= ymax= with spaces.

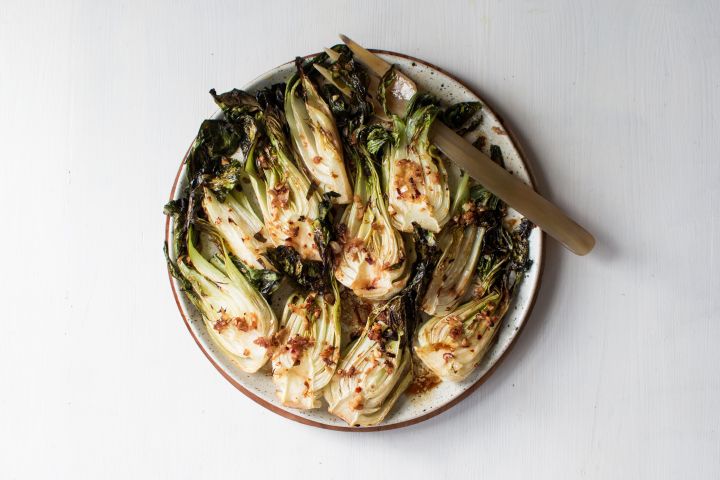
xmin=1 ymin=0 xmax=718 ymax=478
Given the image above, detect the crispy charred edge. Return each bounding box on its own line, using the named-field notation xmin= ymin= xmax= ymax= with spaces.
xmin=267 ymin=246 xmax=324 ymax=291
xmin=366 ymin=225 xmax=440 ymax=354
xmin=164 ymin=87 xmax=267 ymax=276
xmin=317 ymin=46 xmax=374 ymax=137
xmin=404 ymin=92 xmax=441 ymax=120
xmin=288 ymin=44 xmax=373 ymax=138
xmin=353 ymin=124 xmax=393 ymax=173
xmin=474 ymin=215 xmax=534 ymax=299
xmin=163 ymin=196 xmax=192 ymax=259
xmin=168 ymin=120 xmax=241 ymax=259
xmin=454 ymin=186 xmax=504 ymax=230
xmin=163 ymin=241 xmax=194 ymax=295
xmin=256 ymin=82 xmax=287 ymax=115
xmin=209 ymin=88 xmax=260 ymax=121
xmin=286 ymin=56 xmax=311 ymax=106
xmin=403 ymin=225 xmax=442 ymax=332
xmin=441 ymin=102 xmax=483 ymax=136
xmin=233 ymin=259 xmax=282 ymax=297
xmin=256 ymin=83 xmax=295 ymax=158
xmin=185 ymin=103 xmax=260 ymax=201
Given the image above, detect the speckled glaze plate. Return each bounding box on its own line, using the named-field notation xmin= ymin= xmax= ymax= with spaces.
xmin=166 ymin=50 xmax=544 ymax=431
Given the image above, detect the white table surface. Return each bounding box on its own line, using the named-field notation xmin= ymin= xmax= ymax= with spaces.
xmin=1 ymin=0 xmax=718 ymax=478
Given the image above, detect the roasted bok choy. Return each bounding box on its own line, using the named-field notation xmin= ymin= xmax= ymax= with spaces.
xmin=166 ymin=225 xmax=277 ymax=373
xmin=334 ymin=130 xmax=410 ymax=300
xmin=325 ymin=229 xmax=438 ymax=426
xmin=171 ymin=104 xmax=281 ymax=293
xmin=421 ymin=184 xmax=502 ymax=315
xmin=201 ymin=187 xmax=274 ymax=271
xmin=311 ymin=45 xmax=374 ymax=133
xmin=324 ymin=298 xmax=413 ymax=426
xmin=382 ymin=94 xmax=451 ymax=233
xmin=415 ymin=220 xmax=532 ymax=382
xmin=209 ymin=86 xmax=326 ymax=263
xmin=285 ymin=59 xmax=352 ymax=203
xmin=271 ymin=282 xmax=342 ymax=409
xmin=247 ymin=88 xmax=325 ymax=261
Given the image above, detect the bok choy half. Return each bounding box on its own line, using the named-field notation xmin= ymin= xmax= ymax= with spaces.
xmin=165 ymin=222 xmax=277 ymax=374
xmin=325 ymin=228 xmax=439 ymax=426
xmin=271 ymin=281 xmax=342 ymax=409
xmin=334 ymin=127 xmax=410 ymax=301
xmin=242 ymin=86 xmax=325 ymax=262
xmin=173 ymin=104 xmax=281 ymax=293
xmin=415 ymin=220 xmax=532 ymax=382
xmin=209 ymin=87 xmax=334 ymax=290
xmin=285 ymin=58 xmax=352 ymax=204
xmin=421 ymin=184 xmax=503 ymax=316
xmin=382 ymin=94 xmax=451 ymax=233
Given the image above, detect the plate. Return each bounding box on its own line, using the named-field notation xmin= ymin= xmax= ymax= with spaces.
xmin=166 ymin=50 xmax=544 ymax=431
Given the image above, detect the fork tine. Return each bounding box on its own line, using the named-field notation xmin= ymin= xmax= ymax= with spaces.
xmin=338 ymin=34 xmax=391 ymax=77
xmin=323 ymin=48 xmax=341 ymax=62
xmin=313 ymin=64 xmax=354 ymax=97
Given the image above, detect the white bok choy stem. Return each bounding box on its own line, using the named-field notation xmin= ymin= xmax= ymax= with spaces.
xmin=421 ymin=184 xmax=501 ymax=315
xmin=325 ymin=295 xmax=413 ymax=427
xmin=201 ymin=187 xmax=275 ymax=271
xmin=271 ymin=282 xmax=342 ymax=409
xmin=415 ymin=287 xmax=509 ymax=382
xmin=324 ymin=219 xmax=440 ymax=426
xmin=285 ymin=60 xmax=352 ymax=204
xmin=383 ymin=94 xmax=451 ymax=233
xmin=334 ymin=144 xmax=410 ymax=301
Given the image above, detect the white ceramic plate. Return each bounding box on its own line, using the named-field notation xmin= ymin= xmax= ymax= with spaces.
xmin=166 ymin=50 xmax=544 ymax=431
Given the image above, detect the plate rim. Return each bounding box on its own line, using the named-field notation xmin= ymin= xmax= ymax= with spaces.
xmin=165 ymin=49 xmax=546 ymax=432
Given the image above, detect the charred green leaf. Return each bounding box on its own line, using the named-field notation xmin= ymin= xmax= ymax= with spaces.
xmin=442 ymin=102 xmax=482 ymax=131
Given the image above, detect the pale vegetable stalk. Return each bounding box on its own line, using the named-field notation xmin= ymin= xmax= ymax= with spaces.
xmin=421 ymin=223 xmax=485 ymax=315
xmin=383 ymin=95 xmax=451 ymax=233
xmin=334 ymin=141 xmax=410 ymax=300
xmin=201 ymin=187 xmax=274 ymax=271
xmin=416 ymin=220 xmax=532 ymax=381
xmin=272 ymin=283 xmax=342 ymax=409
xmin=326 ymin=228 xmax=438 ymax=426
xmin=285 ymin=60 xmax=352 ymax=203
xmin=421 ymin=184 xmax=501 ymax=315
xmin=324 ymin=303 xmax=413 ymax=426
xmin=415 ymin=287 xmax=509 ymax=382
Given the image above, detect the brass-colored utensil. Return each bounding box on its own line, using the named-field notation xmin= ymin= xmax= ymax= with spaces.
xmin=338 ymin=34 xmax=595 ymax=255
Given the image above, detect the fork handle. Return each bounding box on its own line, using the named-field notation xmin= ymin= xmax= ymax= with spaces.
xmin=431 ymin=122 xmax=595 ymax=255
